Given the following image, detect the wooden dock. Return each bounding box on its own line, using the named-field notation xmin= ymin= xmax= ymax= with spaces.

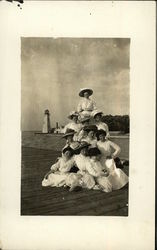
xmin=21 ymin=146 xmax=129 ymax=216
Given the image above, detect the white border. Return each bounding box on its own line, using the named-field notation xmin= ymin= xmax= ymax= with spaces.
xmin=0 ymin=1 xmax=155 ymax=250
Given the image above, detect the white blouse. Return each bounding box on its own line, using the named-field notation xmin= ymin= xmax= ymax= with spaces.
xmin=97 ymin=140 xmax=121 ymax=158
xmin=74 ymin=154 xmax=90 ymax=173
xmin=50 ymin=157 xmax=75 ymax=173
xmin=86 ymin=159 xmax=104 ymax=177
xmin=77 ymin=98 xmax=96 ymax=112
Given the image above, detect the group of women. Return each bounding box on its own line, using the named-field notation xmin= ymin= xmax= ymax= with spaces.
xmin=42 ymin=88 xmax=129 ymax=192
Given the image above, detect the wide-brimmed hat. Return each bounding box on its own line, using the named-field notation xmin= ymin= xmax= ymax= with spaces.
xmin=88 ymin=147 xmax=101 ymax=156
xmin=62 ymin=129 xmax=76 ymax=138
xmin=96 ymin=129 xmax=107 ymax=139
xmin=79 ymin=88 xmax=93 ymax=97
xmin=79 ymin=117 xmax=90 ymax=123
xmin=67 ymin=111 xmax=79 ymax=120
xmin=91 ymin=110 xmax=103 ymax=118
xmin=77 ymin=141 xmax=90 ymax=151
xmin=83 ymin=125 xmax=98 ymax=132
xmin=70 ymin=141 xmax=80 ymax=150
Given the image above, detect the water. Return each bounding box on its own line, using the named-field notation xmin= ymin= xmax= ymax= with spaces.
xmin=22 ymin=131 xmax=129 ymax=160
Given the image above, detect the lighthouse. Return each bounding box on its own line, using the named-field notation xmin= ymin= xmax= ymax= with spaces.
xmin=42 ymin=109 xmax=51 ymax=133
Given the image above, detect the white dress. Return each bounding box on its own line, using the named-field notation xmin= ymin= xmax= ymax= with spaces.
xmin=97 ymin=140 xmax=121 ymax=166
xmin=42 ymin=156 xmax=75 ymax=187
xmin=104 ymin=159 xmax=128 ymax=190
xmin=73 ymin=154 xmax=95 ymax=189
xmin=77 ymin=98 xmax=97 ymax=117
xmin=86 ymin=159 xmax=112 ymax=192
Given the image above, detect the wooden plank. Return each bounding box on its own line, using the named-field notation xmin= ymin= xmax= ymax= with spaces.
xmin=21 ymin=146 xmax=128 ymax=216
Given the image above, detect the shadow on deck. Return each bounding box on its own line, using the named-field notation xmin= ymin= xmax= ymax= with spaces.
xmin=21 ymin=147 xmax=129 ymax=216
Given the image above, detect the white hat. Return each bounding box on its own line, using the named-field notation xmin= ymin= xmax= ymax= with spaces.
xmin=91 ymin=110 xmax=103 ymax=118
xmin=79 ymin=88 xmax=93 ymax=97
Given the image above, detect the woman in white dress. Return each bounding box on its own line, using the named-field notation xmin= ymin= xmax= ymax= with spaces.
xmin=82 ymin=125 xmax=98 ymax=148
xmin=96 ymin=129 xmax=120 ymax=165
xmin=63 ymin=111 xmax=82 ymax=137
xmin=77 ymin=88 xmax=97 ymax=118
xmin=96 ymin=129 xmax=128 ymax=190
xmin=42 ymin=146 xmax=76 ymax=188
xmin=86 ymin=148 xmax=112 ymax=192
xmin=92 ymin=110 xmax=110 ymax=138
xmin=71 ymin=141 xmax=95 ymax=190
xmin=62 ymin=129 xmax=80 ymax=150
xmin=77 ymin=117 xmax=90 ymax=142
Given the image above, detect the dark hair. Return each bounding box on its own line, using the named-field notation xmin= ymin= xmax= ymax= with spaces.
xmin=83 ymin=125 xmax=97 ymax=133
xmin=88 ymin=147 xmax=101 ymax=157
xmin=94 ymin=112 xmax=102 ymax=119
xmin=62 ymin=146 xmax=74 ymax=156
xmin=96 ymin=129 xmax=106 ymax=140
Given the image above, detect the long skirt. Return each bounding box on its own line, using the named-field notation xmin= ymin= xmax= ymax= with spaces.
xmin=66 ymin=172 xmax=95 ymax=190
xmin=105 ymin=159 xmax=128 ymax=190
xmin=96 ymin=176 xmax=112 ymax=192
xmin=42 ymin=172 xmax=68 ymax=187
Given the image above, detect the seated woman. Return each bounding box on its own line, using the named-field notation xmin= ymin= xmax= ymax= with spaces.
xmin=82 ymin=125 xmax=98 ymax=148
xmin=105 ymin=158 xmax=128 ymax=190
xmin=86 ymin=148 xmax=112 ymax=192
xmin=77 ymin=117 xmax=90 ymax=142
xmin=71 ymin=141 xmax=96 ymax=190
xmin=77 ymin=88 xmax=97 ymax=118
xmin=42 ymin=146 xmax=75 ymax=188
xmin=62 ymin=129 xmax=80 ymax=150
xmin=92 ymin=110 xmax=110 ymax=138
xmin=63 ymin=111 xmax=82 ymax=135
xmin=96 ymin=129 xmax=128 ymax=190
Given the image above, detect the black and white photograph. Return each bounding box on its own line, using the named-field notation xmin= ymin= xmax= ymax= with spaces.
xmin=21 ymin=37 xmax=130 ymax=216
xmin=0 ymin=1 xmax=155 ymax=249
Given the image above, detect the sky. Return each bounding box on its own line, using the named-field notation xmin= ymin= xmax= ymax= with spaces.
xmin=21 ymin=37 xmax=130 ymax=131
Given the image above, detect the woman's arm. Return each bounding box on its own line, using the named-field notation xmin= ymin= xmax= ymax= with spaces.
xmin=60 ymin=159 xmax=75 ymax=173
xmin=104 ymin=123 xmax=110 ymax=138
xmin=50 ymin=159 xmax=60 ymax=171
xmin=44 ymin=169 xmax=54 ymax=179
xmin=86 ymin=162 xmax=99 ymax=177
xmin=109 ymin=141 xmax=121 ymax=159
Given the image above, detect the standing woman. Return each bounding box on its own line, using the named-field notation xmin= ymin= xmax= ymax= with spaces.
xmin=77 ymin=88 xmax=97 ymax=118
xmin=96 ymin=129 xmax=128 ymax=190
xmin=96 ymin=129 xmax=121 ymax=165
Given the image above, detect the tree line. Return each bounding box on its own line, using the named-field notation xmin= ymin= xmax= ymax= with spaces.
xmin=101 ymin=115 xmax=129 ymax=133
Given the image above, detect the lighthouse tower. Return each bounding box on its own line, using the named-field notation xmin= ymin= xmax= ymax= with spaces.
xmin=42 ymin=109 xmax=51 ymax=133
